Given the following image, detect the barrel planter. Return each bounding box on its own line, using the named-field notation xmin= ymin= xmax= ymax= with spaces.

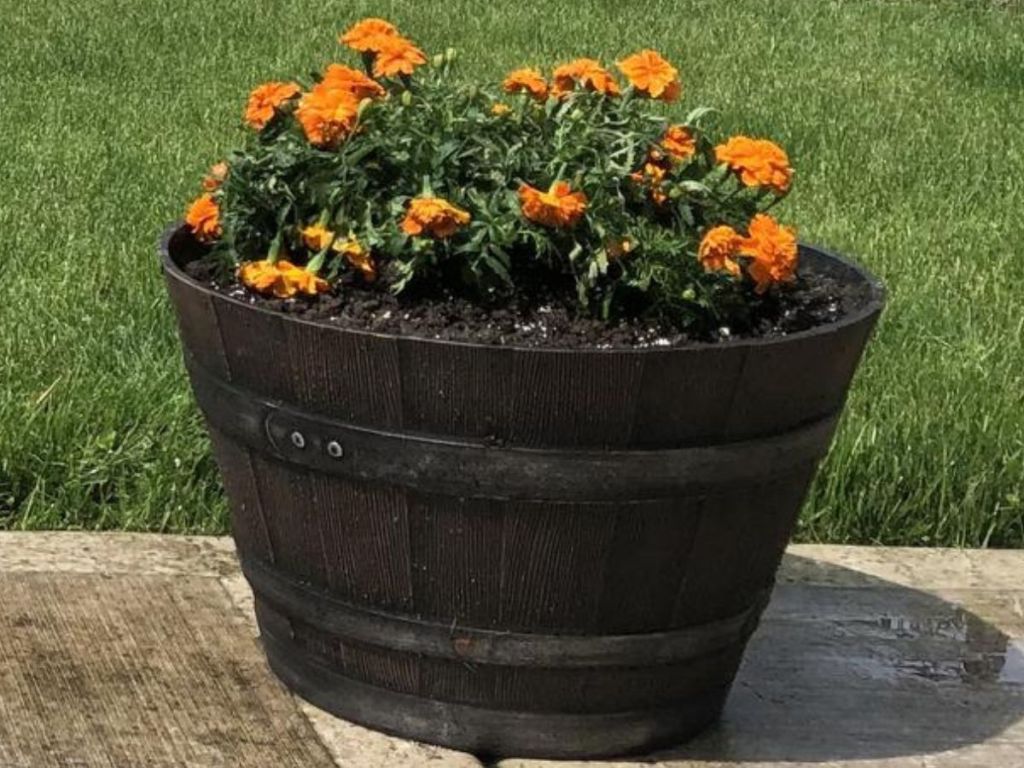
xmin=161 ymin=223 xmax=883 ymax=759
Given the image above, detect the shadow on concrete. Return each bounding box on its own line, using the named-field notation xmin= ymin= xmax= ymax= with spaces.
xmin=649 ymin=553 xmax=1024 ymax=764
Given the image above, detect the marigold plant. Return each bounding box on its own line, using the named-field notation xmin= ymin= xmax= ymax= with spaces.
xmin=183 ymin=19 xmax=802 ymax=333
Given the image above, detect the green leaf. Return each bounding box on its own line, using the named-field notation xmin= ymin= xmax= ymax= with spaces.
xmin=684 ymin=106 xmax=715 ymax=125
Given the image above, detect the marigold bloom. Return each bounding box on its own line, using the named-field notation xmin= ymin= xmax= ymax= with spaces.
xmin=243 ymin=81 xmax=301 ymax=130
xmin=738 ymin=214 xmax=798 ymax=292
xmin=630 ymin=156 xmax=670 ymax=205
xmin=185 ymin=194 xmax=221 ymax=242
xmin=715 ymin=136 xmax=793 ymax=194
xmin=616 ymin=50 xmax=681 ymax=101
xmin=698 ymin=225 xmax=742 ymax=277
xmin=339 ymin=18 xmax=399 ymax=51
xmin=201 ymin=161 xmax=228 ymax=191
xmin=632 ymin=160 xmax=667 ymax=186
xmin=237 ymin=260 xmax=282 ymax=295
xmin=401 ymin=197 xmax=471 ymax=238
xmin=321 ymin=64 xmax=386 ymax=100
xmin=503 ymin=68 xmax=548 ymax=101
xmin=295 ymin=84 xmax=361 ymax=147
xmin=301 ymin=224 xmax=335 ymax=252
xmin=333 ymin=237 xmax=377 ymax=281
xmin=551 ymin=59 xmax=620 ymax=97
xmin=491 ymin=102 xmax=512 ymax=116
xmin=237 ymin=259 xmax=329 ymax=298
xmin=519 ymin=181 xmax=588 ymax=229
xmin=371 ymin=35 xmax=427 ymax=78
xmin=281 ymin=263 xmax=330 ymax=296
xmin=661 ymin=125 xmax=696 ymax=162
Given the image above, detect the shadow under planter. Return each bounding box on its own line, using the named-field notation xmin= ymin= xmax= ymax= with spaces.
xmin=654 ymin=552 xmax=1024 ymax=764
xmin=160 ymin=224 xmax=887 ymax=759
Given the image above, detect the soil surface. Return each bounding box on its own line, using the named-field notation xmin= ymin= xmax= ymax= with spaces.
xmin=183 ymin=259 xmax=874 ymax=349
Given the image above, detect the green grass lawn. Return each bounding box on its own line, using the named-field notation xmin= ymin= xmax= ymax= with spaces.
xmin=1 ymin=0 xmax=1022 ymax=545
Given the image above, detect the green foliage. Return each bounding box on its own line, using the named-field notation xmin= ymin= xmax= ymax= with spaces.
xmin=211 ymin=47 xmax=789 ymax=333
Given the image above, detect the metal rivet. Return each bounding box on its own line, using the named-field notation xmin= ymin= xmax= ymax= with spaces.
xmin=290 ymin=431 xmax=306 ymax=449
xmin=326 ymin=440 xmax=344 ymax=459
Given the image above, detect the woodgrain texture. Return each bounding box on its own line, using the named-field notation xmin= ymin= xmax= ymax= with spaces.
xmin=208 ymin=426 xmax=273 ymax=563
xmin=161 ymin=226 xmax=885 ymax=758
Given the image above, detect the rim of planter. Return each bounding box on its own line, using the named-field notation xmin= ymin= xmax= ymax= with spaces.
xmin=160 ymin=222 xmax=886 ymax=355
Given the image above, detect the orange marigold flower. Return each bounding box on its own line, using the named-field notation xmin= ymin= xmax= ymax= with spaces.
xmin=372 ymin=35 xmax=427 ymax=78
xmin=237 ymin=260 xmax=282 ymax=295
xmin=185 ymin=193 xmax=221 ymax=242
xmin=630 ymin=155 xmax=671 ymax=205
xmin=518 ymin=181 xmax=588 ymax=229
xmin=301 ymin=224 xmax=335 ymax=252
xmin=201 ymin=161 xmax=228 ymax=191
xmin=321 ymin=64 xmax=386 ymax=100
xmin=491 ymin=102 xmax=512 ymax=116
xmin=739 ymin=214 xmax=799 ymax=292
xmin=237 ymin=260 xmax=330 ymax=298
xmin=551 ymin=59 xmax=620 ymax=97
xmin=638 ymin=161 xmax=667 ymax=188
xmin=295 ymin=84 xmax=361 ymax=147
xmin=714 ymin=136 xmax=793 ymax=194
xmin=661 ymin=125 xmax=696 ymax=162
xmin=698 ymin=225 xmax=742 ymax=277
xmin=616 ymin=50 xmax=681 ymax=101
xmin=401 ymin=197 xmax=471 ymax=238
xmin=333 ymin=237 xmax=377 ymax=282
xmin=503 ymin=68 xmax=548 ymax=101
xmin=339 ymin=18 xmax=399 ymax=51
xmin=281 ymin=263 xmax=330 ymax=296
xmin=243 ymin=81 xmax=301 ymax=130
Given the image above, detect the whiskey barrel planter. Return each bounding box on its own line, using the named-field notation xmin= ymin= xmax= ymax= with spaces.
xmin=161 ymin=224 xmax=884 ymax=759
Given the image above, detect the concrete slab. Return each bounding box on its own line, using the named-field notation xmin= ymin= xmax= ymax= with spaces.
xmin=0 ymin=533 xmax=481 ymax=768
xmin=0 ymin=531 xmax=223 ymax=576
xmin=0 ymin=533 xmax=1021 ymax=767
xmin=0 ymin=571 xmax=336 ymax=768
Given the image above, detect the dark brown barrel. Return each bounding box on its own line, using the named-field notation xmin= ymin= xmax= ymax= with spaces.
xmin=160 ymin=224 xmax=883 ymax=759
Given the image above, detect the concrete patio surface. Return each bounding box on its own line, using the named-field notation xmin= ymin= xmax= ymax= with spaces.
xmin=0 ymin=533 xmax=1021 ymax=767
